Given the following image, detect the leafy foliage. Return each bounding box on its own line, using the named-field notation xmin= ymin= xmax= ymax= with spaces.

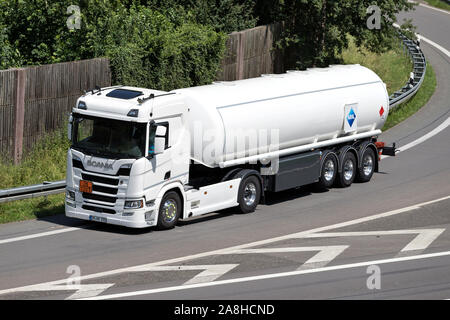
xmin=252 ymin=0 xmax=416 ymax=70
xmin=0 ymin=23 xmax=23 ymax=69
xmin=0 ymin=0 xmax=230 ymax=90
xmin=83 ymin=4 xmax=227 ymax=90
xmin=143 ymin=0 xmax=257 ymax=33
xmin=0 ymin=0 xmax=418 ymax=85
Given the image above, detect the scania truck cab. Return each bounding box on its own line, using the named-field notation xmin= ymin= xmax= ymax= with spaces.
xmin=65 ymin=86 xmax=244 ymax=228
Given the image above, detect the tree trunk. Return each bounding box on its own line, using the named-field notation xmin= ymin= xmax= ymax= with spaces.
xmin=313 ymin=0 xmax=327 ymax=67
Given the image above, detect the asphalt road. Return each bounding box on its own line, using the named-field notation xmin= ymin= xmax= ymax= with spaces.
xmin=0 ymin=4 xmax=449 ymax=300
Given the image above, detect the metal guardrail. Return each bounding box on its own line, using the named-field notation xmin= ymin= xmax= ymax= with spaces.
xmin=389 ymin=33 xmax=427 ymax=109
xmin=0 ymin=34 xmax=427 ymax=204
xmin=0 ymin=180 xmax=66 ymax=204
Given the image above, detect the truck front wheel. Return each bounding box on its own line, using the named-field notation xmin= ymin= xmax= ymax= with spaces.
xmin=157 ymin=191 xmax=182 ymax=230
xmin=237 ymin=175 xmax=261 ymax=214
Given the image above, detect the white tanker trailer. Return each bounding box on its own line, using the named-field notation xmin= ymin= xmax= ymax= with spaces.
xmin=65 ymin=64 xmax=395 ymax=229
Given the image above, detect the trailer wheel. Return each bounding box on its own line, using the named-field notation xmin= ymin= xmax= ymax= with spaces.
xmin=317 ymin=153 xmax=337 ymax=189
xmin=357 ymin=148 xmax=375 ymax=183
xmin=237 ymin=175 xmax=261 ymax=214
xmin=157 ymin=191 xmax=181 ymax=230
xmin=336 ymin=152 xmax=356 ymax=188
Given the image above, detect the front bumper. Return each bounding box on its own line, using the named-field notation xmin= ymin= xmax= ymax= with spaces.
xmin=65 ymin=202 xmax=157 ymax=228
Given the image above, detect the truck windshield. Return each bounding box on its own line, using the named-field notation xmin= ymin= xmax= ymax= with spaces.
xmin=71 ymin=114 xmax=146 ymax=159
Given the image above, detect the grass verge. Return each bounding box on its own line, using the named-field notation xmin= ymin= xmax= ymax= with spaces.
xmin=341 ymin=36 xmax=438 ymax=132
xmin=423 ymin=0 xmax=450 ymax=11
xmin=383 ymin=62 xmax=437 ymax=130
xmin=0 ymin=194 xmax=65 ymax=224
xmin=341 ymin=36 xmax=412 ymax=95
xmin=0 ymin=128 xmax=69 ymax=224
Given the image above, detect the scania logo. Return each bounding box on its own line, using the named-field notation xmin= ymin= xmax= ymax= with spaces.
xmin=87 ymin=160 xmax=113 ymax=170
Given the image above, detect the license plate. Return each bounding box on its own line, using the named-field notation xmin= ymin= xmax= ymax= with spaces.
xmin=79 ymin=180 xmax=93 ymax=193
xmin=89 ymin=215 xmax=107 ymax=223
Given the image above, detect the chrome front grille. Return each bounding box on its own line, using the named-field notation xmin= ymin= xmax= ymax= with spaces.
xmin=73 ymin=162 xmax=129 ymax=214
xmin=82 ymin=192 xmax=116 ymax=203
xmin=81 ymin=173 xmax=119 ymax=186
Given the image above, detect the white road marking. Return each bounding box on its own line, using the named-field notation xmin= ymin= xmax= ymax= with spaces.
xmin=381 ymin=27 xmax=450 ymax=160
xmin=81 ymin=250 xmax=450 ymax=300
xmin=409 ymin=0 xmax=450 ymax=15
xmin=0 ymin=227 xmax=82 ymax=245
xmin=396 ymin=117 xmax=450 ymax=154
xmin=300 ymin=229 xmax=446 ymax=253
xmin=230 ymin=246 xmax=349 ymax=270
xmin=66 ymin=284 xmax=115 ymax=300
xmin=0 ymin=282 xmax=116 ymax=300
xmin=0 ymin=194 xmax=448 ymax=298
xmin=391 ymin=25 xmax=450 ymax=58
xmin=417 ymin=34 xmax=450 ymax=57
xmin=131 ymin=264 xmax=239 ymax=285
xmin=381 ymin=114 xmax=450 ymax=160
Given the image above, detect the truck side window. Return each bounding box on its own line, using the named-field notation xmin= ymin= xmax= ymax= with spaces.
xmin=156 ymin=123 xmax=170 ymax=149
xmin=148 ymin=122 xmax=169 ymax=155
xmin=148 ymin=125 xmax=157 ymax=155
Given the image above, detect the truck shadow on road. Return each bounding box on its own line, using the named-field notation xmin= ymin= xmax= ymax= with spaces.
xmin=36 ymin=214 xmax=153 ymax=235
xmin=35 ymin=184 xmax=329 ymax=233
xmin=177 ymin=185 xmax=320 ymax=227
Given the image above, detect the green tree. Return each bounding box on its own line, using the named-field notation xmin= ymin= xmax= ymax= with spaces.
xmin=132 ymin=0 xmax=257 ymax=33
xmin=0 ymin=23 xmax=23 ymax=69
xmin=0 ymin=1 xmax=227 ymax=90
xmin=83 ymin=4 xmax=227 ymax=90
xmin=253 ymin=0 xmax=416 ymax=69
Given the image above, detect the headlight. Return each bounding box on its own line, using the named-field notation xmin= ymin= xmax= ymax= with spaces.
xmin=124 ymin=200 xmax=143 ymax=209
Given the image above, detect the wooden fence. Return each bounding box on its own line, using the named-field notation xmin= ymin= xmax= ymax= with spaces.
xmin=0 ymin=58 xmax=111 ymax=163
xmin=0 ymin=23 xmax=282 ymax=164
xmin=217 ymin=23 xmax=283 ymax=81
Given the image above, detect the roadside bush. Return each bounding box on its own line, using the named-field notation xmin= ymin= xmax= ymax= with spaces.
xmin=85 ymin=5 xmax=227 ymax=90
xmin=0 ymin=1 xmax=227 ymax=90
xmin=0 ymin=23 xmax=23 ymax=69
xmin=0 ymin=128 xmax=70 ymax=189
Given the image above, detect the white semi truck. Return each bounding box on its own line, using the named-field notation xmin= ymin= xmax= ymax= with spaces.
xmin=65 ymin=64 xmax=394 ymax=229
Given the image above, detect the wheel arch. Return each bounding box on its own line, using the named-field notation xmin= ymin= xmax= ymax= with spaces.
xmin=229 ymin=168 xmax=264 ymax=191
xmin=321 ymin=150 xmax=339 ymax=168
xmin=155 ymin=182 xmax=186 ymax=220
xmin=336 ymin=145 xmax=358 ymax=173
xmin=356 ymin=141 xmax=379 ymax=173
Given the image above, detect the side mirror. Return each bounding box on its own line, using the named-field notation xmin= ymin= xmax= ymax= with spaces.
xmin=154 ymin=137 xmax=166 ymax=155
xmin=68 ymin=114 xmax=73 ymax=141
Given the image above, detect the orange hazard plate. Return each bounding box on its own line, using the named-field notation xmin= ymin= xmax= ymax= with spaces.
xmin=79 ymin=180 xmax=93 ymax=193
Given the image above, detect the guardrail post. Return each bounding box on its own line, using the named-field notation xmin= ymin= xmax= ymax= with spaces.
xmin=13 ymin=68 xmax=26 ymax=165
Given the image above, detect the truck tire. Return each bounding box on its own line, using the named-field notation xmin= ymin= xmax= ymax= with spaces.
xmin=157 ymin=191 xmax=182 ymax=230
xmin=237 ymin=175 xmax=261 ymax=214
xmin=336 ymin=151 xmax=356 ymax=188
xmin=317 ymin=152 xmax=337 ymax=189
xmin=357 ymin=148 xmax=376 ymax=183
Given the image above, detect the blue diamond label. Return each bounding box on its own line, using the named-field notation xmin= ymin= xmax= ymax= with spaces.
xmin=347 ymin=108 xmax=356 ymax=127
xmin=344 ymin=104 xmax=358 ymax=133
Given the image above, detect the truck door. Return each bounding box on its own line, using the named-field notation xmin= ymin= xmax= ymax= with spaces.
xmin=148 ymin=121 xmax=173 ymax=183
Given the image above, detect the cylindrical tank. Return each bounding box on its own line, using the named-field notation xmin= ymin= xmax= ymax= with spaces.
xmin=175 ymin=64 xmax=389 ymax=167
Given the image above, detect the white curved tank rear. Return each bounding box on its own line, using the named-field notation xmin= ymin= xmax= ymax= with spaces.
xmin=175 ymin=64 xmax=389 ymax=167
